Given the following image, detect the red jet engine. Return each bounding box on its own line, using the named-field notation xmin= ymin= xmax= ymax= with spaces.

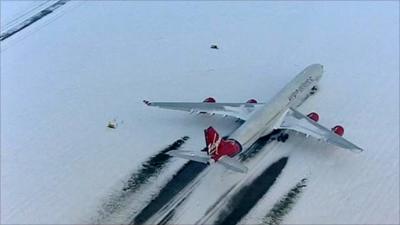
xmin=307 ymin=112 xmax=320 ymax=122
xmin=203 ymin=97 xmax=216 ymax=103
xmin=246 ymin=99 xmax=258 ymax=104
xmin=331 ymin=125 xmax=344 ymax=136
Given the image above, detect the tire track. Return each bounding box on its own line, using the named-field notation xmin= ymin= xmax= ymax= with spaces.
xmin=0 ymin=0 xmax=70 ymax=41
xmin=133 ymin=133 xmax=280 ymax=225
xmin=132 ymin=161 xmax=207 ymax=224
xmin=135 ymin=134 xmax=281 ymax=225
xmin=157 ymin=193 xmax=191 ymax=225
xmin=94 ymin=136 xmax=189 ymax=223
xmin=263 ymin=178 xmax=308 ymax=225
xmin=214 ymin=157 xmax=289 ymax=225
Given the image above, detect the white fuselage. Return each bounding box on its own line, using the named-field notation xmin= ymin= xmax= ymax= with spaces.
xmin=229 ymin=64 xmax=324 ymax=149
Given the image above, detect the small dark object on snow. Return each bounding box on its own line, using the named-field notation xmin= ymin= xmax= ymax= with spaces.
xmin=210 ymin=44 xmax=219 ymax=49
xmin=107 ymin=121 xmax=117 ymax=129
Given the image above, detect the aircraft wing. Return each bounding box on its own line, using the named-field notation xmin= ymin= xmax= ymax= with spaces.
xmin=277 ymin=108 xmax=363 ymax=152
xmin=143 ymin=100 xmax=262 ymax=120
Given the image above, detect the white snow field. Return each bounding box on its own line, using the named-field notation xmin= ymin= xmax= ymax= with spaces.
xmin=1 ymin=1 xmax=399 ymax=224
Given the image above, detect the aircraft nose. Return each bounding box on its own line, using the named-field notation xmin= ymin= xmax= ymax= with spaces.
xmin=317 ymin=64 xmax=324 ymax=79
xmin=314 ymin=63 xmax=323 ymax=70
xmin=309 ymin=63 xmax=323 ymax=71
xmin=309 ymin=64 xmax=323 ymax=80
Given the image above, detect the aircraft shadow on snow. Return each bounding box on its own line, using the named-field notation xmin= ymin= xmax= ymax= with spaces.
xmin=212 ymin=157 xmax=289 ymax=225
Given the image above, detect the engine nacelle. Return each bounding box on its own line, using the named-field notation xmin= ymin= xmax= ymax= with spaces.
xmin=246 ymin=99 xmax=258 ymax=104
xmin=203 ymin=97 xmax=216 ymax=103
xmin=331 ymin=125 xmax=344 ymax=136
xmin=307 ymin=112 xmax=319 ymax=122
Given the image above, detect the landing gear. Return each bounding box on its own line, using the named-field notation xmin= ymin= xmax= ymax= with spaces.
xmin=235 ymin=118 xmax=245 ymax=123
xmin=277 ymin=133 xmax=289 ymax=142
xmin=310 ymin=86 xmax=318 ymax=95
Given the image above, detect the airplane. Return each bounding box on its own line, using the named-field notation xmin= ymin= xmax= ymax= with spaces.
xmin=143 ymin=64 xmax=363 ymax=173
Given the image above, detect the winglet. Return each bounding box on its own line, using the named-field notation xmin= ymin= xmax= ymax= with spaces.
xmin=143 ymin=100 xmax=151 ymax=106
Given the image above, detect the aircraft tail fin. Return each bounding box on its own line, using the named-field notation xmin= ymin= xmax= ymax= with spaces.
xmin=204 ymin=126 xmax=220 ymax=156
xmin=204 ymin=126 xmax=242 ymax=160
xmin=167 ymin=126 xmax=246 ymax=173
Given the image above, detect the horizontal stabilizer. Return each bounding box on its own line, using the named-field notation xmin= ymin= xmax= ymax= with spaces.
xmin=217 ymin=156 xmax=248 ymax=173
xmin=166 ymin=150 xmax=210 ymax=164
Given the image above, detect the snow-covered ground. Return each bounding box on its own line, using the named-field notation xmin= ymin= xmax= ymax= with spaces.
xmin=1 ymin=1 xmax=399 ymax=224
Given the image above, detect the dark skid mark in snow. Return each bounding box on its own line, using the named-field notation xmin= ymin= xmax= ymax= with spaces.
xmin=95 ymin=136 xmax=189 ymax=223
xmin=123 ymin=136 xmax=189 ymax=192
xmin=239 ymin=130 xmax=281 ymax=162
xmin=157 ymin=193 xmax=190 ymax=225
xmin=132 ymin=161 xmax=207 ymax=225
xmin=0 ymin=0 xmax=70 ymax=41
xmin=263 ymin=178 xmax=308 ymax=225
xmin=215 ymin=157 xmax=288 ymax=225
xmin=132 ymin=132 xmax=282 ymax=224
xmin=204 ymin=188 xmax=234 ymax=216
